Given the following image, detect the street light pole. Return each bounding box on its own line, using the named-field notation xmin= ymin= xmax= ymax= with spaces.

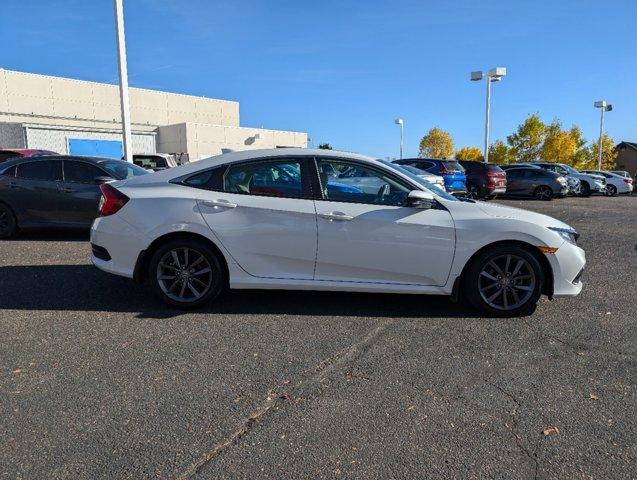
xmin=394 ymin=118 xmax=404 ymax=159
xmin=471 ymin=67 xmax=506 ymax=163
xmin=113 ymin=0 xmax=133 ymax=162
xmin=594 ymin=100 xmax=612 ymax=171
xmin=484 ymin=77 xmax=491 ymax=164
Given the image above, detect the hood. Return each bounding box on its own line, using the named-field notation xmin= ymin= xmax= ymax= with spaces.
xmin=472 ymin=201 xmax=572 ymax=230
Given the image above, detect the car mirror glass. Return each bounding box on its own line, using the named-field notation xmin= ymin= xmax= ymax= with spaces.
xmin=94 ymin=176 xmax=115 ymax=184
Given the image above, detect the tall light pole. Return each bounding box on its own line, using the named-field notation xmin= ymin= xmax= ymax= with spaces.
xmin=594 ymin=100 xmax=612 ymax=170
xmin=471 ymin=67 xmax=506 ymax=163
xmin=113 ymin=0 xmax=133 ymax=162
xmin=394 ymin=118 xmax=404 ymax=159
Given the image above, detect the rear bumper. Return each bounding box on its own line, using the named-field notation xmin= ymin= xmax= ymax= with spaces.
xmin=90 ymin=215 xmax=147 ymax=279
xmin=485 ymin=186 xmax=507 ymax=195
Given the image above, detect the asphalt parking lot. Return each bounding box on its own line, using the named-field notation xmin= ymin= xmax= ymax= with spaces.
xmin=1 ymin=195 xmax=635 ymax=479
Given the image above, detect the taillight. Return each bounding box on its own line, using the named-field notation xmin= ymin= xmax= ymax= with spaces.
xmin=624 ymin=178 xmax=632 ymax=184
xmin=98 ymin=183 xmax=129 ymax=216
xmin=439 ymin=167 xmax=452 ymax=175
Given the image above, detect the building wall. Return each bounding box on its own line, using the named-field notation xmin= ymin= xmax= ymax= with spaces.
xmin=614 ymin=148 xmax=637 ymax=177
xmin=0 ymin=68 xmax=240 ymax=131
xmin=157 ymin=122 xmax=308 ymax=160
xmin=0 ymin=122 xmax=25 ymax=148
xmin=24 ymin=125 xmax=155 ymax=155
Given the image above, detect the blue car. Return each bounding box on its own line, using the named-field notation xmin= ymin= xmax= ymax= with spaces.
xmin=394 ymin=158 xmax=467 ymax=194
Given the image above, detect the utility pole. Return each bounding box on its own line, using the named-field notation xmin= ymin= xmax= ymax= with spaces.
xmin=113 ymin=0 xmax=133 ymax=162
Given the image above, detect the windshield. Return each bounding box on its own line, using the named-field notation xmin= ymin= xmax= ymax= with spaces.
xmin=377 ymin=159 xmax=459 ymax=201
xmin=101 ymin=161 xmax=149 ymax=179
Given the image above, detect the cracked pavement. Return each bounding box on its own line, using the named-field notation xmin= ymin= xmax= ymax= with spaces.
xmin=1 ymin=196 xmax=636 ymax=479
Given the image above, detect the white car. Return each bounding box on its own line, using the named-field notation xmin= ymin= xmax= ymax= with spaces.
xmin=398 ymin=164 xmax=447 ymax=191
xmin=580 ymin=170 xmax=634 ymax=196
xmin=91 ymin=149 xmax=585 ymax=317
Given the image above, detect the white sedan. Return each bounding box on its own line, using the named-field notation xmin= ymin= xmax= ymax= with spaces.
xmin=91 ymin=149 xmax=585 ymax=317
xmin=580 ymin=170 xmax=634 ymax=196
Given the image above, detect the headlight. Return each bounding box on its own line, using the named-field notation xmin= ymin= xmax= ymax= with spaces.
xmin=549 ymin=226 xmax=579 ymax=245
xmin=556 ymin=176 xmax=567 ymax=185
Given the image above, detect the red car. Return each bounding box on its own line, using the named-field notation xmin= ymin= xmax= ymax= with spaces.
xmin=0 ymin=148 xmax=59 ymax=164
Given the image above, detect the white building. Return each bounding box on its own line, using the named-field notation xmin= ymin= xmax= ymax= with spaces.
xmin=0 ymin=68 xmax=307 ymax=161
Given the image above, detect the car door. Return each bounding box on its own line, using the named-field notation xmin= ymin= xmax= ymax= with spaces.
xmin=12 ymin=160 xmax=64 ymax=225
xmin=59 ymin=160 xmax=110 ymax=226
xmin=195 ymin=157 xmax=318 ymax=280
xmin=313 ymin=158 xmax=455 ymax=286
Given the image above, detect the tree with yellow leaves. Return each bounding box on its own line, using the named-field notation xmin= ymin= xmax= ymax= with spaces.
xmin=584 ymin=134 xmax=618 ymax=170
xmin=455 ymin=146 xmax=484 ymax=161
xmin=418 ymin=128 xmax=455 ymax=159
xmin=488 ymin=140 xmax=516 ymax=165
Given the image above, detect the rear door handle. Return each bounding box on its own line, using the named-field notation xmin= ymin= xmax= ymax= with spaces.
xmin=201 ymin=199 xmax=237 ymax=209
xmin=319 ymin=211 xmax=354 ymax=222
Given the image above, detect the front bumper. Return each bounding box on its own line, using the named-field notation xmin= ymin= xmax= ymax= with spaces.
xmin=591 ymin=181 xmax=606 ymax=193
xmin=545 ymin=241 xmax=586 ymax=297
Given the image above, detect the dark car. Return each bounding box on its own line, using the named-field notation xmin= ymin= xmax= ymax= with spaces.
xmin=0 ymin=148 xmax=59 ymax=164
xmin=394 ymin=158 xmax=466 ymax=194
xmin=502 ymin=167 xmax=568 ymax=200
xmin=0 ymin=155 xmax=147 ymax=238
xmin=457 ymin=160 xmax=507 ymax=199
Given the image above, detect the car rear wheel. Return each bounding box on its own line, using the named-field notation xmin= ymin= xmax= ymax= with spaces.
xmin=606 ymin=184 xmax=617 ymax=196
xmin=580 ymin=182 xmax=591 ymax=197
xmin=534 ymin=185 xmax=553 ymax=201
xmin=0 ymin=203 xmax=17 ymax=238
xmin=467 ymin=184 xmax=481 ymax=199
xmin=463 ymin=245 xmax=544 ymax=317
xmin=148 ymin=239 xmax=225 ymax=308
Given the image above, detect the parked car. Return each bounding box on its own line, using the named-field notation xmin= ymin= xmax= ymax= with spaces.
xmin=394 ymin=158 xmax=466 ymax=195
xmin=132 ymin=153 xmax=178 ymax=172
xmin=398 ymin=165 xmax=446 ymax=190
xmin=530 ymin=162 xmax=605 ymax=196
xmin=0 ymin=148 xmax=58 ymax=164
xmin=580 ymin=170 xmax=634 ymax=196
xmin=90 ymin=148 xmax=585 ymax=317
xmin=611 ymin=171 xmax=631 ymax=178
xmin=457 ymin=160 xmax=507 ymax=199
xmin=502 ymin=166 xmax=568 ymax=200
xmin=0 ymin=155 xmax=148 ymax=237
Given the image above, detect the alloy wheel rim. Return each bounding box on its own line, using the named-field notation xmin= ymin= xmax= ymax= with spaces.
xmin=537 ymin=187 xmax=550 ymax=200
xmin=156 ymin=248 xmax=213 ymax=302
xmin=0 ymin=209 xmax=9 ymax=232
xmin=478 ymin=254 xmax=536 ymax=311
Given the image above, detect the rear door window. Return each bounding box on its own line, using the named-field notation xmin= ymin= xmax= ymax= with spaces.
xmin=442 ymin=161 xmax=464 ymax=172
xmin=16 ymin=160 xmax=62 ymax=181
xmin=224 ymin=160 xmax=305 ymax=199
xmin=64 ymin=161 xmax=106 ymax=184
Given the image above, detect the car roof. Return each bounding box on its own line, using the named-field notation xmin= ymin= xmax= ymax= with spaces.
xmin=0 ymin=148 xmax=57 ymax=156
xmin=0 ymin=154 xmax=124 ymax=169
xmin=119 ymin=148 xmax=413 ymax=187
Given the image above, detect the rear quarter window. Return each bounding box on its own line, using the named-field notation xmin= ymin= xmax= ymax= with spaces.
xmin=442 ymin=161 xmax=464 ymax=172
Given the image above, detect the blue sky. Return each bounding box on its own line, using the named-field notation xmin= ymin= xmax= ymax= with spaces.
xmin=2 ymin=0 xmax=635 ymax=158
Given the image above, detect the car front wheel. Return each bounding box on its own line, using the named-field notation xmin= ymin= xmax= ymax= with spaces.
xmin=534 ymin=185 xmax=553 ymax=201
xmin=148 ymin=239 xmax=225 ymax=308
xmin=0 ymin=203 xmax=17 ymax=238
xmin=463 ymin=245 xmax=544 ymax=317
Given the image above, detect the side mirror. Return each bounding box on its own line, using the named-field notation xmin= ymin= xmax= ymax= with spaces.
xmin=407 ymin=190 xmax=435 ymax=209
xmin=94 ymin=176 xmax=115 ymax=185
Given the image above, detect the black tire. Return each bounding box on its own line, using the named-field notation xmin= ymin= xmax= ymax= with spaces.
xmin=580 ymin=182 xmax=591 ymax=197
xmin=0 ymin=203 xmax=17 ymax=238
xmin=463 ymin=244 xmax=544 ymax=317
xmin=148 ymin=238 xmax=226 ymax=309
xmin=534 ymin=185 xmax=553 ymax=201
xmin=467 ymin=184 xmax=482 ymax=199
xmin=606 ymin=184 xmax=617 ymax=196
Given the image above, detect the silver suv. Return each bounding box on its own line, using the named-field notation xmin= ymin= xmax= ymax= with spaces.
xmin=530 ymin=162 xmax=605 ymax=196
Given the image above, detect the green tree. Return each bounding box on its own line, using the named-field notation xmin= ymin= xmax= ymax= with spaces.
xmin=507 ymin=114 xmax=547 ymax=163
xmin=419 ymin=127 xmax=455 ymax=159
xmin=488 ymin=140 xmax=515 ymax=165
xmin=317 ymin=143 xmax=332 ymax=150
xmin=455 ymin=146 xmax=484 ymax=161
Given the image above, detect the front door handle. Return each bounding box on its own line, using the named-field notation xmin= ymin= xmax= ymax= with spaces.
xmin=201 ymin=199 xmax=237 ymax=209
xmin=319 ymin=211 xmax=354 ymax=222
